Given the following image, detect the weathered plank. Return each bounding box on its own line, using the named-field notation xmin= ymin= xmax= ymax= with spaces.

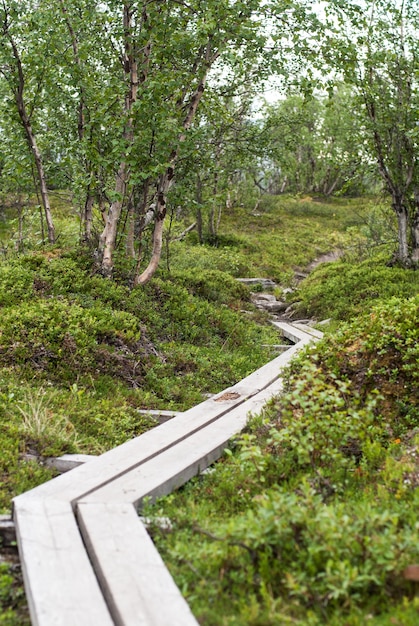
xmin=16 ymin=343 xmax=307 ymax=505
xmin=44 ymin=454 xmax=97 ymax=473
xmin=291 ymin=322 xmax=324 ymax=340
xmin=77 ymin=502 xmax=199 ymax=626
xmin=13 ymin=321 xmax=320 ymax=626
xmin=135 ymin=409 xmax=181 ymax=417
xmin=271 ymin=320 xmax=323 ymax=344
xmin=80 ymin=378 xmax=285 ymax=506
xmin=135 ymin=409 xmax=181 ymax=424
xmin=13 ymin=498 xmax=114 ymax=626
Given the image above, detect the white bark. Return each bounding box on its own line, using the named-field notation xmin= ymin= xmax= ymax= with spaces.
xmin=100 ymin=3 xmax=138 ymax=275
xmin=395 ymin=205 xmax=409 ymax=263
xmin=100 ymin=161 xmax=128 ymax=275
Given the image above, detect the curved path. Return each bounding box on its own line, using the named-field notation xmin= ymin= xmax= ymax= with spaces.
xmin=13 ymin=321 xmax=322 ymax=626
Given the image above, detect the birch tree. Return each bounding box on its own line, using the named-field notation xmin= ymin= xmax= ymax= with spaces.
xmin=325 ymin=0 xmax=419 ymax=265
xmin=79 ymin=0 xmax=316 ymax=282
xmin=0 ymin=0 xmax=321 ymax=276
xmin=0 ymin=0 xmax=55 ymax=243
xmin=262 ymin=88 xmax=370 ymax=196
xmin=94 ymin=0 xmax=272 ymax=282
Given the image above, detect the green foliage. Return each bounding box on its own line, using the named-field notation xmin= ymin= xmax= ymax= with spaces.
xmin=0 ymin=250 xmax=277 ymax=511
xmin=262 ymin=87 xmax=376 ymax=197
xmin=323 ymin=0 xmax=419 ymax=263
xmin=313 ymin=295 xmax=419 ymax=432
xmin=0 ymin=298 xmax=143 ymax=383
xmin=0 ymin=563 xmax=30 ymax=626
xmin=169 ymin=240 xmax=253 ymax=277
xmin=147 ymin=296 xmax=419 ymax=625
xmin=295 ymin=252 xmax=419 ymax=320
xmin=1 ymin=192 xmax=417 ymax=623
xmin=269 ymin=365 xmax=384 ymax=483
xmin=170 ymin=269 xmax=250 ymax=305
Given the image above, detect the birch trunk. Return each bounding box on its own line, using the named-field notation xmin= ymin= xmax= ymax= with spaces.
xmin=83 ymin=193 xmax=94 ymax=241
xmin=126 ymin=195 xmax=135 ymax=258
xmin=393 ymin=200 xmax=410 ymax=264
xmin=5 ymin=29 xmax=55 ymax=243
xmin=100 ymin=161 xmax=128 ymax=275
xmin=411 ymin=208 xmax=419 ymax=262
xmin=100 ymin=3 xmax=138 ymax=275
xmin=134 ymin=38 xmax=220 ymax=286
xmin=134 ymin=72 xmax=210 ymax=285
xmin=26 ymin=122 xmax=55 ymax=244
xmin=195 ymin=174 xmax=203 ymax=244
xmin=134 ymin=173 xmax=172 ymax=286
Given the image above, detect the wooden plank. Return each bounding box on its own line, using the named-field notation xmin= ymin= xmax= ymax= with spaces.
xmin=13 ymin=498 xmax=114 ymax=626
xmin=80 ymin=378 xmax=285 ymax=506
xmin=44 ymin=454 xmax=97 ymax=473
xmin=77 ymin=502 xmax=199 ymax=626
xmin=136 ymin=409 xmax=181 ymax=424
xmin=271 ymin=320 xmax=322 ymax=344
xmin=291 ymin=323 xmax=324 ymax=340
xmin=135 ymin=410 xmax=181 ymax=417
xmin=16 ymin=346 xmax=305 ymax=505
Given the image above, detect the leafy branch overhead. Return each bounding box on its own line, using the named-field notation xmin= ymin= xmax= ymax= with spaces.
xmin=0 ymin=0 xmax=323 ymax=278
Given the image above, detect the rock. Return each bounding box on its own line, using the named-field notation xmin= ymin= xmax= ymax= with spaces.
xmin=20 ymin=453 xmax=39 ymax=463
xmin=250 ymin=292 xmax=288 ymax=313
xmin=284 ymin=302 xmax=302 ymax=317
xmin=251 ymin=293 xmax=277 ymax=303
xmin=262 ymin=301 xmax=288 ymax=313
xmin=306 ymin=250 xmax=343 ymax=272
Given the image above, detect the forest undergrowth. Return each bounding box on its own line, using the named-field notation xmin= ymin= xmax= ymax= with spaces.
xmin=1 ymin=194 xmax=419 ymax=624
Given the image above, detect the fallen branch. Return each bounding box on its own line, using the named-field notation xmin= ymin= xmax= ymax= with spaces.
xmin=172 ymin=221 xmax=197 ymax=241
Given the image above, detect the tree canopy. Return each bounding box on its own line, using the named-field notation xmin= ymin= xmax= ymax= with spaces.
xmin=0 ymin=0 xmax=418 ymax=271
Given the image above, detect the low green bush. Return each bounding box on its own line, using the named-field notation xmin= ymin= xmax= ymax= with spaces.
xmin=0 ymin=298 xmax=145 ymax=383
xmin=147 ymin=295 xmax=419 ymax=625
xmin=0 ymin=563 xmax=30 ymax=626
xmin=295 ymin=253 xmax=419 ymax=321
xmin=313 ymin=295 xmax=419 ymax=432
xmin=170 ymin=269 xmax=250 ymax=306
xmin=0 ymin=260 xmax=34 ymax=307
xmin=169 ymin=240 xmax=252 ymax=277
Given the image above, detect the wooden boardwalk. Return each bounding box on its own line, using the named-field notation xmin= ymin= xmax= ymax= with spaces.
xmin=13 ymin=321 xmax=322 ymax=626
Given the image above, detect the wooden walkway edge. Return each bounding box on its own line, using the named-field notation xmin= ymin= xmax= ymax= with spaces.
xmin=13 ymin=321 xmax=322 ymax=626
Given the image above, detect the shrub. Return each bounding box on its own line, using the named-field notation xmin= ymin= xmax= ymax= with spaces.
xmin=295 ymin=254 xmax=419 ymax=321
xmin=314 ymin=295 xmax=419 ymax=433
xmin=170 ymin=269 xmax=250 ymax=306
xmin=0 ymin=299 xmax=147 ymax=384
xmin=147 ymin=296 xmax=419 ymax=625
